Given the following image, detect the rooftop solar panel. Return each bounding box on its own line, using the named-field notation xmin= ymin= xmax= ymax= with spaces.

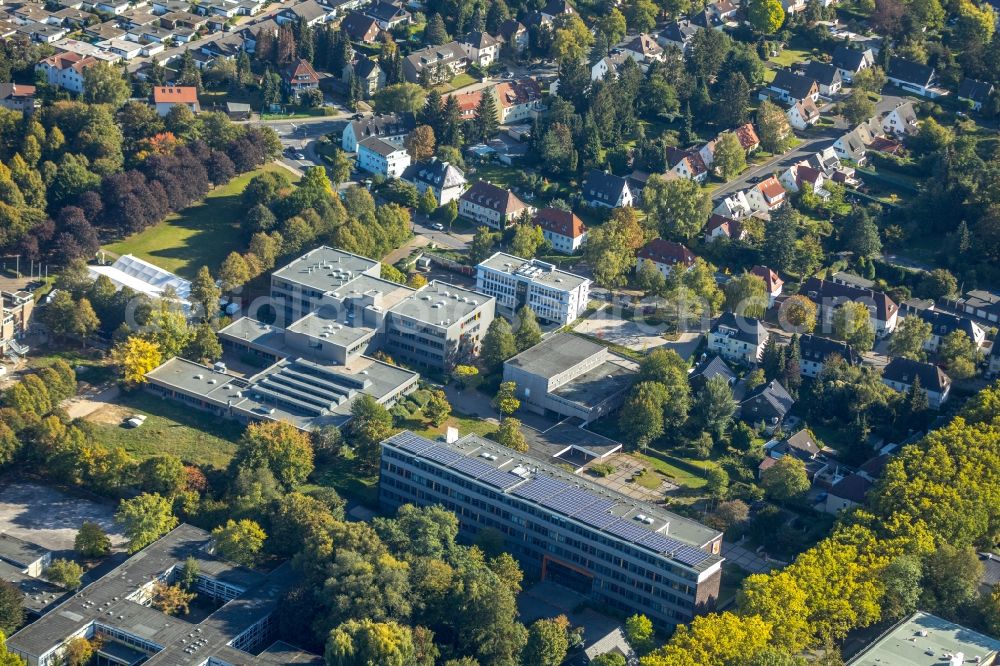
xmin=390 ymin=432 xmax=433 ymax=454
xmin=604 ymin=517 xmax=654 ymax=544
xmin=673 ymin=545 xmax=711 ymax=566
xmin=571 ymin=497 xmax=615 ymax=515
xmin=511 ymin=476 xmax=570 ymax=502
xmin=450 ymin=456 xmax=494 ymax=478
xmin=478 ymin=469 xmax=524 ymax=490
xmin=422 ymin=445 xmax=462 ymax=466
xmin=574 ymin=506 xmax=617 ymax=529
xmin=540 ymin=487 xmax=598 ymax=515
xmin=638 ymin=532 xmax=685 ymax=555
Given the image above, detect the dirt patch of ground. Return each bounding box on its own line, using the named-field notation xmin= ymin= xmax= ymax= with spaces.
xmin=84 ymin=403 xmax=131 ymax=425
xmin=0 ymin=482 xmax=125 ymax=554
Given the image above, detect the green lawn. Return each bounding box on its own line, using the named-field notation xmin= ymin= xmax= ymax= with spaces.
xmin=306 ymin=450 xmax=380 ymax=507
xmin=102 ymin=164 xmax=295 ymax=279
xmin=634 ymin=451 xmax=717 ymax=490
xmin=399 ymin=411 xmax=498 ymax=440
xmin=85 ymin=391 xmax=242 ymax=470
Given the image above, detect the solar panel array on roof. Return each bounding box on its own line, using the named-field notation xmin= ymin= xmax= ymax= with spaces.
xmin=478 ymin=469 xmax=524 ymax=490
xmin=673 ymin=545 xmax=711 ymax=566
xmin=574 ymin=504 xmax=618 ymax=529
xmin=572 ymin=497 xmax=615 ymax=516
xmin=511 ymin=475 xmax=570 ymax=502
xmin=423 ymin=445 xmax=461 ymax=466
xmin=605 ymin=517 xmax=655 ymax=544
xmin=450 ymin=456 xmax=494 ymax=478
xmin=639 ymin=532 xmax=685 ymax=555
xmin=540 ymin=487 xmax=599 ymax=515
xmin=391 ymin=432 xmax=434 ymax=454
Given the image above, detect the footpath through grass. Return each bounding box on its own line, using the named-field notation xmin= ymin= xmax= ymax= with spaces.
xmin=102 ymin=164 xmax=294 ymax=279
xmin=85 ymin=391 xmax=242 ymax=471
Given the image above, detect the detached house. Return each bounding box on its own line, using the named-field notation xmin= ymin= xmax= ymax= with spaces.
xmin=658 ymin=19 xmax=700 ymax=52
xmin=764 ymin=69 xmax=820 ymax=104
xmin=882 ymin=357 xmax=952 ymax=408
xmin=779 ymin=161 xmax=828 ymax=197
xmin=36 ymin=52 xmax=97 ymax=94
xmin=915 ymin=309 xmax=986 ymax=353
xmin=282 ymin=58 xmax=320 ymax=101
xmin=343 ymin=56 xmax=385 ymax=98
xmin=342 ymin=112 xmax=415 ymax=152
xmin=880 ymin=101 xmax=918 ymax=138
xmin=492 ymin=78 xmax=543 ymax=124
xmin=277 ymin=0 xmax=329 ymax=26
xmin=958 ymin=78 xmax=994 ymax=111
xmin=751 ymin=265 xmax=783 ymax=305
xmin=357 ymin=136 xmax=410 ymax=178
xmin=803 ymin=60 xmax=843 ymax=96
xmin=834 ymin=119 xmax=882 ymax=164
xmin=0 ymin=83 xmax=36 ymax=112
xmin=458 ymin=181 xmax=533 ymax=230
xmin=831 ymin=45 xmax=873 ymax=83
xmin=363 ymin=1 xmax=410 ymax=31
xmin=746 ymin=176 xmax=786 ymax=213
xmin=741 ymin=379 xmax=794 ymax=431
xmin=801 ymin=277 xmax=899 ymax=337
xmin=622 ymin=33 xmax=664 ymax=62
xmin=667 ymin=147 xmax=709 ymax=183
xmin=534 ymin=208 xmax=587 ymax=254
xmin=798 ymin=334 xmax=858 ymax=378
xmin=403 ymin=41 xmax=468 ymax=84
xmin=713 ymin=190 xmax=753 ymax=220
xmin=583 ymin=170 xmax=633 ymax=209
xmin=887 ymin=57 xmax=943 ymax=98
xmin=401 ymin=158 xmax=467 ymax=206
xmin=707 ymin=312 xmax=768 ymax=364
xmin=497 ymin=19 xmax=528 ymax=53
xmin=152 ymin=85 xmax=199 ymax=116
xmin=704 ymin=214 xmax=744 ymax=243
xmin=787 ymin=97 xmax=820 ymax=130
xmin=734 ymin=123 xmax=760 ymax=153
xmin=460 ymin=31 xmax=500 ymax=66
xmin=339 ymin=11 xmax=381 ymax=43
xmin=636 ymin=239 xmax=696 ymax=278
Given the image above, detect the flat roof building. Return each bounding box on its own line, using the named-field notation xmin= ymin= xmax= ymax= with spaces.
xmin=379 ymin=431 xmax=724 ymax=630
xmin=847 ymin=611 xmax=1000 ymax=665
xmin=476 ymin=252 xmax=591 ymax=325
xmin=503 ymin=333 xmax=638 ymax=424
xmin=5 ymin=524 xmax=321 ymax=666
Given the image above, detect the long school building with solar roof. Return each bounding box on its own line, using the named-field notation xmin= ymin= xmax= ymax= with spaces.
xmin=379 ymin=431 xmax=724 ymax=629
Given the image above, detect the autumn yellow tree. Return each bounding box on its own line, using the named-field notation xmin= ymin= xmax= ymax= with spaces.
xmin=112 ymin=336 xmax=163 ymax=387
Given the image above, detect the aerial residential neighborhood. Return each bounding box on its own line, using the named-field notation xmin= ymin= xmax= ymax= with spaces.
xmin=1 ymin=0 xmax=1000 ymax=662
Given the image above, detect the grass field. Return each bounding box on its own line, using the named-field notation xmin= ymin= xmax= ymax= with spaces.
xmin=635 ymin=452 xmax=714 ymax=490
xmin=84 ymin=391 xmax=243 ymax=471
xmin=102 ymin=164 xmax=295 ymax=279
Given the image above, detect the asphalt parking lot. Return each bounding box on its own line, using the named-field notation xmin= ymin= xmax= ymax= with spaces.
xmin=0 ymin=482 xmax=125 ymax=554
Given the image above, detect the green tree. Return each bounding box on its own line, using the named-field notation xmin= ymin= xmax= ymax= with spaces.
xmin=747 ymin=0 xmax=785 ymax=33
xmin=591 ymin=654 xmax=626 ymax=666
xmin=714 ymin=131 xmax=747 ymax=180
xmin=236 ymin=420 xmax=315 ymax=488
xmin=832 ymin=301 xmax=875 ymax=352
xmin=496 ymin=417 xmax=528 ymax=452
xmin=716 ymin=74 xmax=751 ymax=128
xmin=325 ymin=619 xmax=416 ymax=666
xmin=61 ymin=637 xmax=92 ymax=666
xmin=186 ymin=322 xmax=223 ymax=363
xmin=618 ymin=381 xmax=668 ymax=450
xmin=523 ymin=617 xmax=570 ymax=666
xmin=888 ymin=316 xmax=931 ymax=360
xmin=473 ymin=92 xmax=500 ymax=142
xmin=756 ymin=99 xmax=793 ymax=153
xmin=921 ymin=544 xmax=983 ymax=614
xmin=423 ymin=13 xmax=448 ymax=45
xmin=939 ymin=330 xmax=977 ymax=379
xmin=515 ymin=306 xmax=542 ymax=352
xmin=219 ymin=252 xmax=251 ymax=292
xmin=493 ymin=380 xmax=520 ymax=417
xmin=212 ymin=519 xmax=267 ymax=567
xmin=75 ymin=522 xmax=111 ymax=559
xmin=190 ymin=266 xmax=221 ymax=321
xmin=552 ymin=14 xmax=594 ymax=64
xmin=138 ymin=454 xmax=186 ymax=496
xmin=44 ymin=559 xmax=84 ymax=590
xmin=470 ymin=226 xmax=499 ymax=263
xmin=852 ymin=66 xmax=887 ymax=94
xmin=115 ymin=493 xmax=179 ymax=553
xmin=423 ymin=389 xmax=451 ymax=426
xmin=842 ymin=207 xmax=882 ymax=258
xmin=349 ymin=394 xmax=395 ymax=456
xmin=0 ymin=582 xmax=24 ymax=637
xmin=374 ymin=83 xmax=427 ymax=114
xmin=418 ymin=186 xmax=438 ymax=215
xmin=881 ymin=555 xmax=923 ymax=621
xmin=329 ymin=147 xmax=353 ymax=186
xmin=82 ymin=62 xmax=131 ymax=107
xmin=918 ymin=269 xmax=958 ymax=300
xmin=451 ymin=365 xmax=481 ymax=390
xmin=839 ymin=88 xmax=876 ymax=126
xmin=724 ymin=273 xmax=769 ymax=319
xmin=642 ymin=174 xmax=713 ymax=241
xmin=637 ymin=259 xmax=667 ymax=294
xmin=695 ymin=375 xmax=737 ymax=442
xmin=481 ymin=317 xmax=517 ymax=372
xmin=625 ymin=613 xmax=655 ymax=654
xmin=760 ymin=455 xmax=809 ymax=500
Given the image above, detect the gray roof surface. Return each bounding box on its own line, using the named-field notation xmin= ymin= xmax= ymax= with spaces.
xmin=358 ymin=135 xmax=403 ymax=156
xmin=287 ymin=309 xmax=377 ymax=347
xmin=0 ymin=533 xmax=50 ymax=568
xmin=385 ymin=432 xmax=723 ymax=564
xmin=847 ymin=612 xmax=1000 ymax=665
xmin=552 ymin=356 xmax=639 ymax=408
xmin=6 ymin=525 xmax=310 ymax=666
xmin=505 ymin=333 xmax=607 ymax=379
xmin=478 ymin=252 xmax=591 ymax=292
xmin=0 ymin=561 xmax=65 ymax=615
xmin=389 ymin=280 xmax=491 ymax=325
xmin=271 ymin=246 xmax=380 ymax=293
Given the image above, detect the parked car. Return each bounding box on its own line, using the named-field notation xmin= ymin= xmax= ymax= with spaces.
xmin=431 ymin=222 xmax=444 ymax=231
xmin=123 ymin=414 xmax=147 ymax=428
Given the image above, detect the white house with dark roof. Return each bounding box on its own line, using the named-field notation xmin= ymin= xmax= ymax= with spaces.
xmin=798 ymin=333 xmax=858 ymax=377
xmin=830 ymin=45 xmax=873 ymax=82
xmin=707 ymin=312 xmax=768 ymax=364
xmin=622 ymin=33 xmax=664 ymax=62
xmin=533 ymin=208 xmax=587 ymax=254
xmin=915 ymin=309 xmax=986 ymax=353
xmin=764 ymin=69 xmax=820 ymax=104
xmin=357 ymin=136 xmax=410 ymax=178
xmin=958 ymin=78 xmax=994 ymax=111
xmin=583 ymin=170 xmax=632 ymax=208
xmin=803 ymin=60 xmax=843 ymax=96
xmin=342 ymin=112 xmax=415 ymax=152
xmin=887 ymin=56 xmax=944 ymax=98
xmin=801 ymin=276 xmax=899 ymax=337
xmin=460 ymin=31 xmax=500 ymax=66
xmin=458 ymin=181 xmax=533 ymax=230
xmin=401 ymin=158 xmax=467 ymax=205
xmin=276 ymin=0 xmax=330 ymax=25
xmin=741 ymin=379 xmax=794 ymax=430
xmin=882 ymin=357 xmax=951 ymax=408
xmin=657 ymin=19 xmax=700 ymax=52
xmin=880 ymin=101 xmax=918 ymax=138
xmin=403 ymin=41 xmax=469 ymax=84
xmin=362 ymin=0 xmax=410 ymax=30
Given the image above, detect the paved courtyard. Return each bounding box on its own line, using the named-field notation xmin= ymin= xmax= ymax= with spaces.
xmin=573 ymin=306 xmax=702 ymax=358
xmin=0 ymin=482 xmax=125 ymax=554
xmin=584 ymin=453 xmax=677 ymax=502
